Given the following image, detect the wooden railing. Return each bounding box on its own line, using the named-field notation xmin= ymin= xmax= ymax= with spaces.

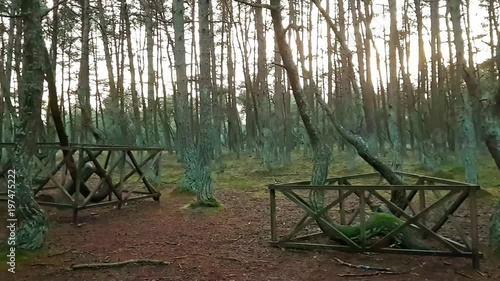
xmin=268 ymin=172 xmax=481 ymax=269
xmin=0 ymin=143 xmax=162 ymax=223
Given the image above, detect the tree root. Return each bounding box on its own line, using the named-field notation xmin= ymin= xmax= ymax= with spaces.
xmin=69 ymin=259 xmax=170 ymax=270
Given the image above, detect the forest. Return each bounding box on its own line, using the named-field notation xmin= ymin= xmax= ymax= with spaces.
xmin=0 ymin=0 xmax=499 ymax=280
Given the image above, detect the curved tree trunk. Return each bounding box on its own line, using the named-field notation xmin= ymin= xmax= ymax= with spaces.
xmin=270 ymin=0 xmax=331 ymax=209
xmin=311 ymin=0 xmax=406 ymax=210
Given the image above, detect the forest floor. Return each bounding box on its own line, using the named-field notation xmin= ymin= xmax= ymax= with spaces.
xmin=1 ymin=151 xmax=500 ymax=280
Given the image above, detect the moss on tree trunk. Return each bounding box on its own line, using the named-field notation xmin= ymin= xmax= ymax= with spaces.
xmin=326 ymin=212 xmax=427 ymax=249
xmin=8 ymin=0 xmax=49 ymax=250
xmin=489 ymin=201 xmax=500 ymax=255
xmin=11 ymin=146 xmax=49 ymax=250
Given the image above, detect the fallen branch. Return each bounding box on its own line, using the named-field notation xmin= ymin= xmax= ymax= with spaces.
xmin=338 ymin=261 xmax=426 ymax=277
xmin=228 ymin=235 xmax=243 ymax=242
xmin=338 ymin=271 xmax=405 ymax=277
xmin=173 ymin=255 xmax=188 ymax=260
xmin=455 ymin=270 xmax=474 ymax=279
xmin=29 ymin=263 xmax=57 ymax=266
xmin=476 ymin=270 xmax=486 ymax=277
xmin=173 ymin=253 xmax=203 ymax=260
xmin=216 ymin=256 xmax=243 ymax=263
xmin=69 ymin=259 xmax=169 ymax=270
xmin=47 ymin=249 xmax=71 ymax=257
xmin=333 ymin=257 xmax=392 ymax=272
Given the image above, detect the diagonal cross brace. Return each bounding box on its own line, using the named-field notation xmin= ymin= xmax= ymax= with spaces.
xmin=431 ymin=190 xmax=471 ymax=251
xmin=280 ymin=190 xmax=362 ymax=250
xmin=126 ymin=151 xmax=159 ymax=194
xmin=32 ymin=155 xmax=75 ymax=202
xmin=32 ymin=149 xmax=77 ymax=195
xmin=280 ymin=190 xmax=354 ymax=242
xmin=367 ymin=189 xmax=462 ymax=253
xmin=120 ymin=151 xmax=159 ymax=194
xmin=81 ymin=151 xmax=126 ymax=207
xmin=85 ymin=149 xmax=123 ymax=201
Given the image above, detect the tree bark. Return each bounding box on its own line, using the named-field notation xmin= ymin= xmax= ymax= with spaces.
xmin=173 ymin=0 xmax=197 ymax=192
xmin=448 ymin=0 xmax=479 ymax=184
xmin=12 ymin=0 xmax=49 ymax=250
xmin=196 ymin=0 xmax=216 ymax=202
xmin=270 ymin=0 xmax=331 ymax=209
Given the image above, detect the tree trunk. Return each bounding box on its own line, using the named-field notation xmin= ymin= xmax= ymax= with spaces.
xmin=76 ymin=0 xmax=93 ymax=144
xmin=196 ymin=0 xmax=216 ymax=203
xmin=448 ymin=0 xmax=479 ymax=184
xmin=173 ymin=0 xmax=197 ymax=192
xmin=123 ymin=2 xmax=142 ymax=138
xmin=387 ymin=0 xmax=405 ymax=207
xmin=12 ymin=0 xmax=49 ymax=250
xmin=270 ymin=0 xmax=331 ymax=209
xmin=144 ymin=0 xmax=158 ymax=145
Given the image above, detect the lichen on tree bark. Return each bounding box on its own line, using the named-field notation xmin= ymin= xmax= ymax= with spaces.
xmin=8 ymin=0 xmax=50 ymax=250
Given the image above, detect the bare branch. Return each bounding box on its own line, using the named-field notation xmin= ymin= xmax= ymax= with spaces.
xmin=233 ymin=0 xmax=278 ymax=11
xmin=0 ymin=0 xmax=70 ymax=19
xmin=272 ymin=62 xmax=285 ymax=68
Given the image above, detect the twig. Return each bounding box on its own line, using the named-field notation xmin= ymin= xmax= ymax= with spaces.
xmin=228 ymin=235 xmax=243 ymax=242
xmin=272 ymin=62 xmax=286 ymax=69
xmin=216 ymin=256 xmax=243 ymax=263
xmin=476 ymin=270 xmax=486 ymax=277
xmin=47 ymin=249 xmax=71 ymax=257
xmin=339 ymin=262 xmax=425 ymax=277
xmin=333 ymin=257 xmax=392 ymax=272
xmin=455 ymin=270 xmax=474 ymax=279
xmin=29 ymin=263 xmax=57 ymax=266
xmin=233 ymin=0 xmax=278 ymax=10
xmin=173 ymin=253 xmax=203 ymax=260
xmin=69 ymin=259 xmax=169 ymax=270
xmin=338 ymin=271 xmax=405 ymax=277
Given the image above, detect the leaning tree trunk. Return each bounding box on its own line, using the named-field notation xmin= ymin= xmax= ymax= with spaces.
xmin=12 ymin=0 xmax=49 ymax=250
xmin=270 ymin=0 xmax=331 ymax=210
xmin=310 ymin=0 xmax=408 ymax=209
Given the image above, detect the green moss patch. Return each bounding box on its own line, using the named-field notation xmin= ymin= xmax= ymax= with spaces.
xmin=186 ymin=198 xmax=222 ymax=209
xmin=156 ymin=150 xmax=499 ymax=199
xmin=169 ymin=187 xmax=197 ymax=196
xmin=0 ymin=245 xmax=47 ymax=271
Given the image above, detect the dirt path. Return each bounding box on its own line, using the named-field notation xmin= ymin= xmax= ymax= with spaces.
xmin=1 ymin=188 xmax=499 ymax=281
